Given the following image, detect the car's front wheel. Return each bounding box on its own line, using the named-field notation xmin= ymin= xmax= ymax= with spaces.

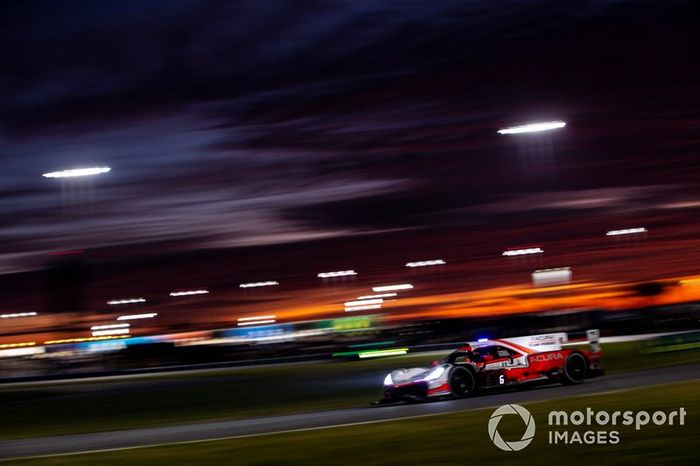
xmin=449 ymin=367 xmax=476 ymax=398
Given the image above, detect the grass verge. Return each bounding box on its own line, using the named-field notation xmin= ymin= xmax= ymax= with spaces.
xmin=4 ymin=380 xmax=699 ymax=465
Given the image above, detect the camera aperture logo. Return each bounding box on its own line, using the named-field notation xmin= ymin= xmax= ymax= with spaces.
xmin=489 ymin=404 xmax=687 ymax=451
xmin=488 ymin=404 xmax=536 ymax=451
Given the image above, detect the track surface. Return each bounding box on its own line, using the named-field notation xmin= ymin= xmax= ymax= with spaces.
xmin=1 ymin=363 xmax=699 ymax=460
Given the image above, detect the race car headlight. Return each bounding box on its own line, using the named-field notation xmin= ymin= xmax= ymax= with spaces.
xmin=383 ymin=373 xmax=393 ymax=385
xmin=422 ymin=366 xmax=445 ymax=382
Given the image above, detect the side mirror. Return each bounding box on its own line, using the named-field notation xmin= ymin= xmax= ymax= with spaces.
xmin=430 ymin=360 xmax=440 ymax=367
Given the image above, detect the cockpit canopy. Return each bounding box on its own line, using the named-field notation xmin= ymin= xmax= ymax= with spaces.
xmin=444 ymin=344 xmax=521 ymax=364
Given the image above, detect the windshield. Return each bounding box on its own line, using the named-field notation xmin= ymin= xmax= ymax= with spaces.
xmin=444 ymin=349 xmax=475 ymax=364
xmin=444 ymin=346 xmax=495 ymax=364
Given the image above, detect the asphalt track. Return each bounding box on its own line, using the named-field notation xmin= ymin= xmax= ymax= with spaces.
xmin=1 ymin=363 xmax=699 ymax=460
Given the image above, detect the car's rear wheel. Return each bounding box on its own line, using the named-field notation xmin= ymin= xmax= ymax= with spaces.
xmin=562 ymin=352 xmax=588 ymax=385
xmin=449 ymin=367 xmax=476 ymax=398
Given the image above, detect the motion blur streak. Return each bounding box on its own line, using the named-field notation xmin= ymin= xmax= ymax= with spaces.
xmin=606 ymin=227 xmax=648 ymax=236
xmin=357 ymin=348 xmax=408 ymax=358
xmin=107 ymin=298 xmax=146 ymax=305
xmin=0 ymin=342 xmax=36 ymax=349
xmin=344 ymin=304 xmax=382 ymax=312
xmin=239 ymin=281 xmax=279 ymax=288
xmin=237 ymin=319 xmax=276 ymax=326
xmin=238 ymin=315 xmax=276 ymax=321
xmin=502 ymin=247 xmax=544 ymax=256
xmin=169 ymin=290 xmax=209 ymax=296
xmin=532 ymin=268 xmax=572 ymax=286
xmin=0 ymin=312 xmax=38 ymax=318
xmin=117 ymin=313 xmax=158 ymax=320
xmin=497 ymin=121 xmax=566 ymax=134
xmin=344 ymin=299 xmax=383 ymax=307
xmin=385 ymin=279 xmax=674 ymax=320
xmin=44 ymin=336 xmax=130 ymax=344
xmin=41 ymin=167 xmax=111 ymax=178
xmin=92 ymin=328 xmax=130 ymax=336
xmin=317 ymin=270 xmax=357 ymax=278
xmin=372 ymin=284 xmax=413 ymax=292
xmin=90 ymin=324 xmax=130 ymax=330
xmin=405 ymin=260 xmax=446 ymax=267
xmin=357 ymin=293 xmax=397 ymax=300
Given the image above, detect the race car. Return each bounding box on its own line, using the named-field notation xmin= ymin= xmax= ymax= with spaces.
xmin=380 ymin=329 xmax=603 ymax=403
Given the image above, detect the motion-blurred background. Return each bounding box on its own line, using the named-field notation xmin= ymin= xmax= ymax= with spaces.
xmin=1 ymin=0 xmax=699 ymax=379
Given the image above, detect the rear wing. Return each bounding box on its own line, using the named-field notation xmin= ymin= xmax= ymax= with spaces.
xmin=496 ymin=332 xmax=568 ymax=353
xmin=557 ymin=328 xmax=602 ymax=353
xmin=495 ymin=329 xmax=601 ymax=354
xmin=586 ymin=329 xmax=601 ymax=353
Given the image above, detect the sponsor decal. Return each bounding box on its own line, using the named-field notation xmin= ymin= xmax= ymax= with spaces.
xmin=530 ymin=353 xmax=564 ymax=362
xmin=485 ymin=361 xmax=511 ymax=369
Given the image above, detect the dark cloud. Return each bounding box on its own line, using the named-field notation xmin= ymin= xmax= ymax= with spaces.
xmin=1 ymin=0 xmax=699 ymax=271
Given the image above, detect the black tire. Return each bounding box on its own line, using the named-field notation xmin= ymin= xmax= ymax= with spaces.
xmin=562 ymin=352 xmax=588 ymax=385
xmin=449 ymin=366 xmax=476 ymax=398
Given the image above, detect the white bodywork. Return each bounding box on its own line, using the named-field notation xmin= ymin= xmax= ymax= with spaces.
xmin=492 ymin=332 xmax=568 ymax=352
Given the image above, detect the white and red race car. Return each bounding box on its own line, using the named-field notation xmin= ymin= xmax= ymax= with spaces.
xmin=380 ymin=330 xmax=603 ymax=402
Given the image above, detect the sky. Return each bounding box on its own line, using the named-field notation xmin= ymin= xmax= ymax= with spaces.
xmin=1 ymin=1 xmax=700 ymax=339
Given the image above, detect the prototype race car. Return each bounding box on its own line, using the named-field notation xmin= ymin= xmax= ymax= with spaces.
xmin=380 ymin=330 xmax=603 ymax=403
